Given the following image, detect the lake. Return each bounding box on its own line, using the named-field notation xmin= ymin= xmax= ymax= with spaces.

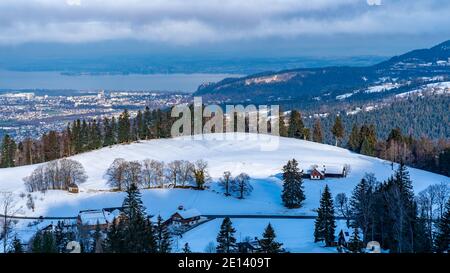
xmin=0 ymin=70 xmax=240 ymax=92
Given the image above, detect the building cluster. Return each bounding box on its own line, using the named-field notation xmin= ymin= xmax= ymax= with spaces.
xmin=0 ymin=90 xmax=191 ymax=141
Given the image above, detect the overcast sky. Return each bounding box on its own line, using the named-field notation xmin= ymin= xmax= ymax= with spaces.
xmin=0 ymin=0 xmax=449 ymax=57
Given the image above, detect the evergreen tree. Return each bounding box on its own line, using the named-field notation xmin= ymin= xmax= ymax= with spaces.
xmin=434 ymin=199 xmax=450 ymax=253
xmin=278 ymin=110 xmax=288 ymax=137
xmin=41 ymin=231 xmax=57 ymax=253
xmin=121 ymin=183 xmax=152 ymax=253
xmin=31 ymin=231 xmax=43 ymax=253
xmin=331 ymin=115 xmax=344 ymax=146
xmin=348 ymin=124 xmax=361 ymax=152
xmin=104 ymin=218 xmax=125 ymax=253
xmin=312 ymin=119 xmax=323 ymax=143
xmin=103 ymin=117 xmax=115 ymax=147
xmin=287 ymin=110 xmax=305 ymax=139
xmin=80 ymin=119 xmax=89 ymax=151
xmin=182 ymin=242 xmax=192 ymax=253
xmin=10 ymin=235 xmax=23 ymax=253
xmin=281 ymin=159 xmax=305 ymax=208
xmin=1 ymin=134 xmax=16 ymax=168
xmin=118 ymin=109 xmax=131 ymax=143
xmin=314 ymin=185 xmax=336 ymax=246
xmin=350 ymin=175 xmax=375 ymax=243
xmin=155 ymin=215 xmax=171 ymax=253
xmin=216 ymin=217 xmax=237 ymax=253
xmin=259 ymin=223 xmax=283 ymax=253
xmin=347 ymin=227 xmax=362 ymax=253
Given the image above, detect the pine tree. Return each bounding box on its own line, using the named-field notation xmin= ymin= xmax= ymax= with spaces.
xmin=259 ymin=223 xmax=283 ymax=253
xmin=104 ymin=218 xmax=125 ymax=253
xmin=314 ymin=185 xmax=336 ymax=246
xmin=347 ymin=227 xmax=362 ymax=253
xmin=155 ymin=215 xmax=171 ymax=253
xmin=279 ymin=110 xmax=288 ymax=137
xmin=287 ymin=110 xmax=305 ymax=139
xmin=118 ymin=109 xmax=131 ymax=143
xmin=41 ymin=231 xmax=57 ymax=253
xmin=10 ymin=235 xmax=23 ymax=253
xmin=103 ymin=117 xmax=115 ymax=147
xmin=182 ymin=242 xmax=192 ymax=253
xmin=281 ymin=159 xmax=305 ymax=208
xmin=312 ymin=119 xmax=323 ymax=143
xmin=1 ymin=134 xmax=16 ymax=168
xmin=121 ymin=183 xmax=152 ymax=253
xmin=331 ymin=115 xmax=344 ymax=146
xmin=434 ymin=199 xmax=450 ymax=253
xmin=348 ymin=124 xmax=361 ymax=152
xmin=216 ymin=217 xmax=237 ymax=253
xmin=350 ymin=175 xmax=374 ymax=243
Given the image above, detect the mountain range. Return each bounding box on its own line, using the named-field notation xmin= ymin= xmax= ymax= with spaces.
xmin=195 ymin=40 xmax=450 ymax=104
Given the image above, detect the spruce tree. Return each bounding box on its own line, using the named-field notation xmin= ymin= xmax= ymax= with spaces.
xmin=122 ymin=183 xmax=152 ymax=253
xmin=118 ymin=109 xmax=131 ymax=143
xmin=312 ymin=119 xmax=323 ymax=143
xmin=281 ymin=159 xmax=305 ymax=208
xmin=278 ymin=110 xmax=288 ymax=137
xmin=348 ymin=124 xmax=360 ymax=152
xmin=287 ymin=110 xmax=305 ymax=139
xmin=434 ymin=199 xmax=450 ymax=253
xmin=10 ymin=236 xmax=23 ymax=253
xmin=155 ymin=215 xmax=171 ymax=253
xmin=314 ymin=185 xmax=336 ymax=246
xmin=105 ymin=218 xmax=125 ymax=253
xmin=259 ymin=223 xmax=283 ymax=253
xmin=216 ymin=217 xmax=237 ymax=253
xmin=1 ymin=134 xmax=16 ymax=168
xmin=41 ymin=231 xmax=57 ymax=253
xmin=331 ymin=115 xmax=344 ymax=146
xmin=182 ymin=242 xmax=192 ymax=253
xmin=347 ymin=227 xmax=362 ymax=253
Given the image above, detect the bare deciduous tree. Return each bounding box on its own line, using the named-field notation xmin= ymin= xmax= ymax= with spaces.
xmin=232 ymin=173 xmax=252 ymax=199
xmin=335 ymin=193 xmax=351 ymax=227
xmin=220 ymin=171 xmax=233 ymax=196
xmin=105 ymin=158 xmax=128 ymax=191
xmin=1 ymin=192 xmax=21 ymax=253
xmin=142 ymin=159 xmax=165 ymax=188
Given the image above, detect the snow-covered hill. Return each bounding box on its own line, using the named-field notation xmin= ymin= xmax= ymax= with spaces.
xmin=1 ymin=133 xmax=448 ymax=219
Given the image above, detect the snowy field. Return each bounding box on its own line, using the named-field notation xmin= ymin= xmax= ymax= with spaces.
xmin=0 ymin=133 xmax=448 ymax=218
xmin=0 ymin=133 xmax=448 ymax=247
xmin=177 ymin=218 xmax=348 ymax=253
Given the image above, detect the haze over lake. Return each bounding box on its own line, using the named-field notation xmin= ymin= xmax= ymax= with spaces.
xmin=0 ymin=70 xmax=239 ymax=92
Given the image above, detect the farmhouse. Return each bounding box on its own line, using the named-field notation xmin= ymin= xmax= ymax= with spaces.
xmin=77 ymin=207 xmax=124 ymax=231
xmin=68 ymin=183 xmax=79 ymax=193
xmin=167 ymin=208 xmax=202 ymax=227
xmin=303 ymin=165 xmax=348 ymax=180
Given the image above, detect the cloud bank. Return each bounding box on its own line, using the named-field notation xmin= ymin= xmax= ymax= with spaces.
xmin=0 ymin=0 xmax=449 ymax=45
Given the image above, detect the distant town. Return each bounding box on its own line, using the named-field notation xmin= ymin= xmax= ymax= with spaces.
xmin=0 ymin=90 xmax=191 ymax=140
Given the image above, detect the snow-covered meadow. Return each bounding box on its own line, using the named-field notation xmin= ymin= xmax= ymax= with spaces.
xmin=0 ymin=133 xmax=448 ymax=250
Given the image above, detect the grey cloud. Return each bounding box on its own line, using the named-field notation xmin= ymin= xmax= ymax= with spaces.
xmin=0 ymin=0 xmax=449 ymax=44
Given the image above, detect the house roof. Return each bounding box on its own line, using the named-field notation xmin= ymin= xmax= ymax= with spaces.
xmin=175 ymin=208 xmax=201 ymax=219
xmin=79 ymin=210 xmax=108 ymax=226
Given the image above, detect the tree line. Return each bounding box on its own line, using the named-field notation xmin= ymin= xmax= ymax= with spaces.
xmin=0 ymin=107 xmax=174 ymax=168
xmin=311 ymin=164 xmax=450 ymax=253
xmin=283 ymin=110 xmax=450 ymax=176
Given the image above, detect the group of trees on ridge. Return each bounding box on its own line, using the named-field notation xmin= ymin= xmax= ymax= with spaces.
xmin=278 ymin=157 xmax=449 ymax=253
xmin=1 ymin=103 xmax=449 ymax=176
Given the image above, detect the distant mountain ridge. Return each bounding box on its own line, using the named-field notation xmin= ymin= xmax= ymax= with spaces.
xmin=195 ymin=40 xmax=450 ymax=103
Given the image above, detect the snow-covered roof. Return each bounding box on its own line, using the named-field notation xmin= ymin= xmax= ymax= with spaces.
xmin=104 ymin=209 xmax=122 ymax=223
xmin=176 ymin=208 xmax=201 ymax=219
xmin=79 ymin=210 xmax=108 ymax=226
